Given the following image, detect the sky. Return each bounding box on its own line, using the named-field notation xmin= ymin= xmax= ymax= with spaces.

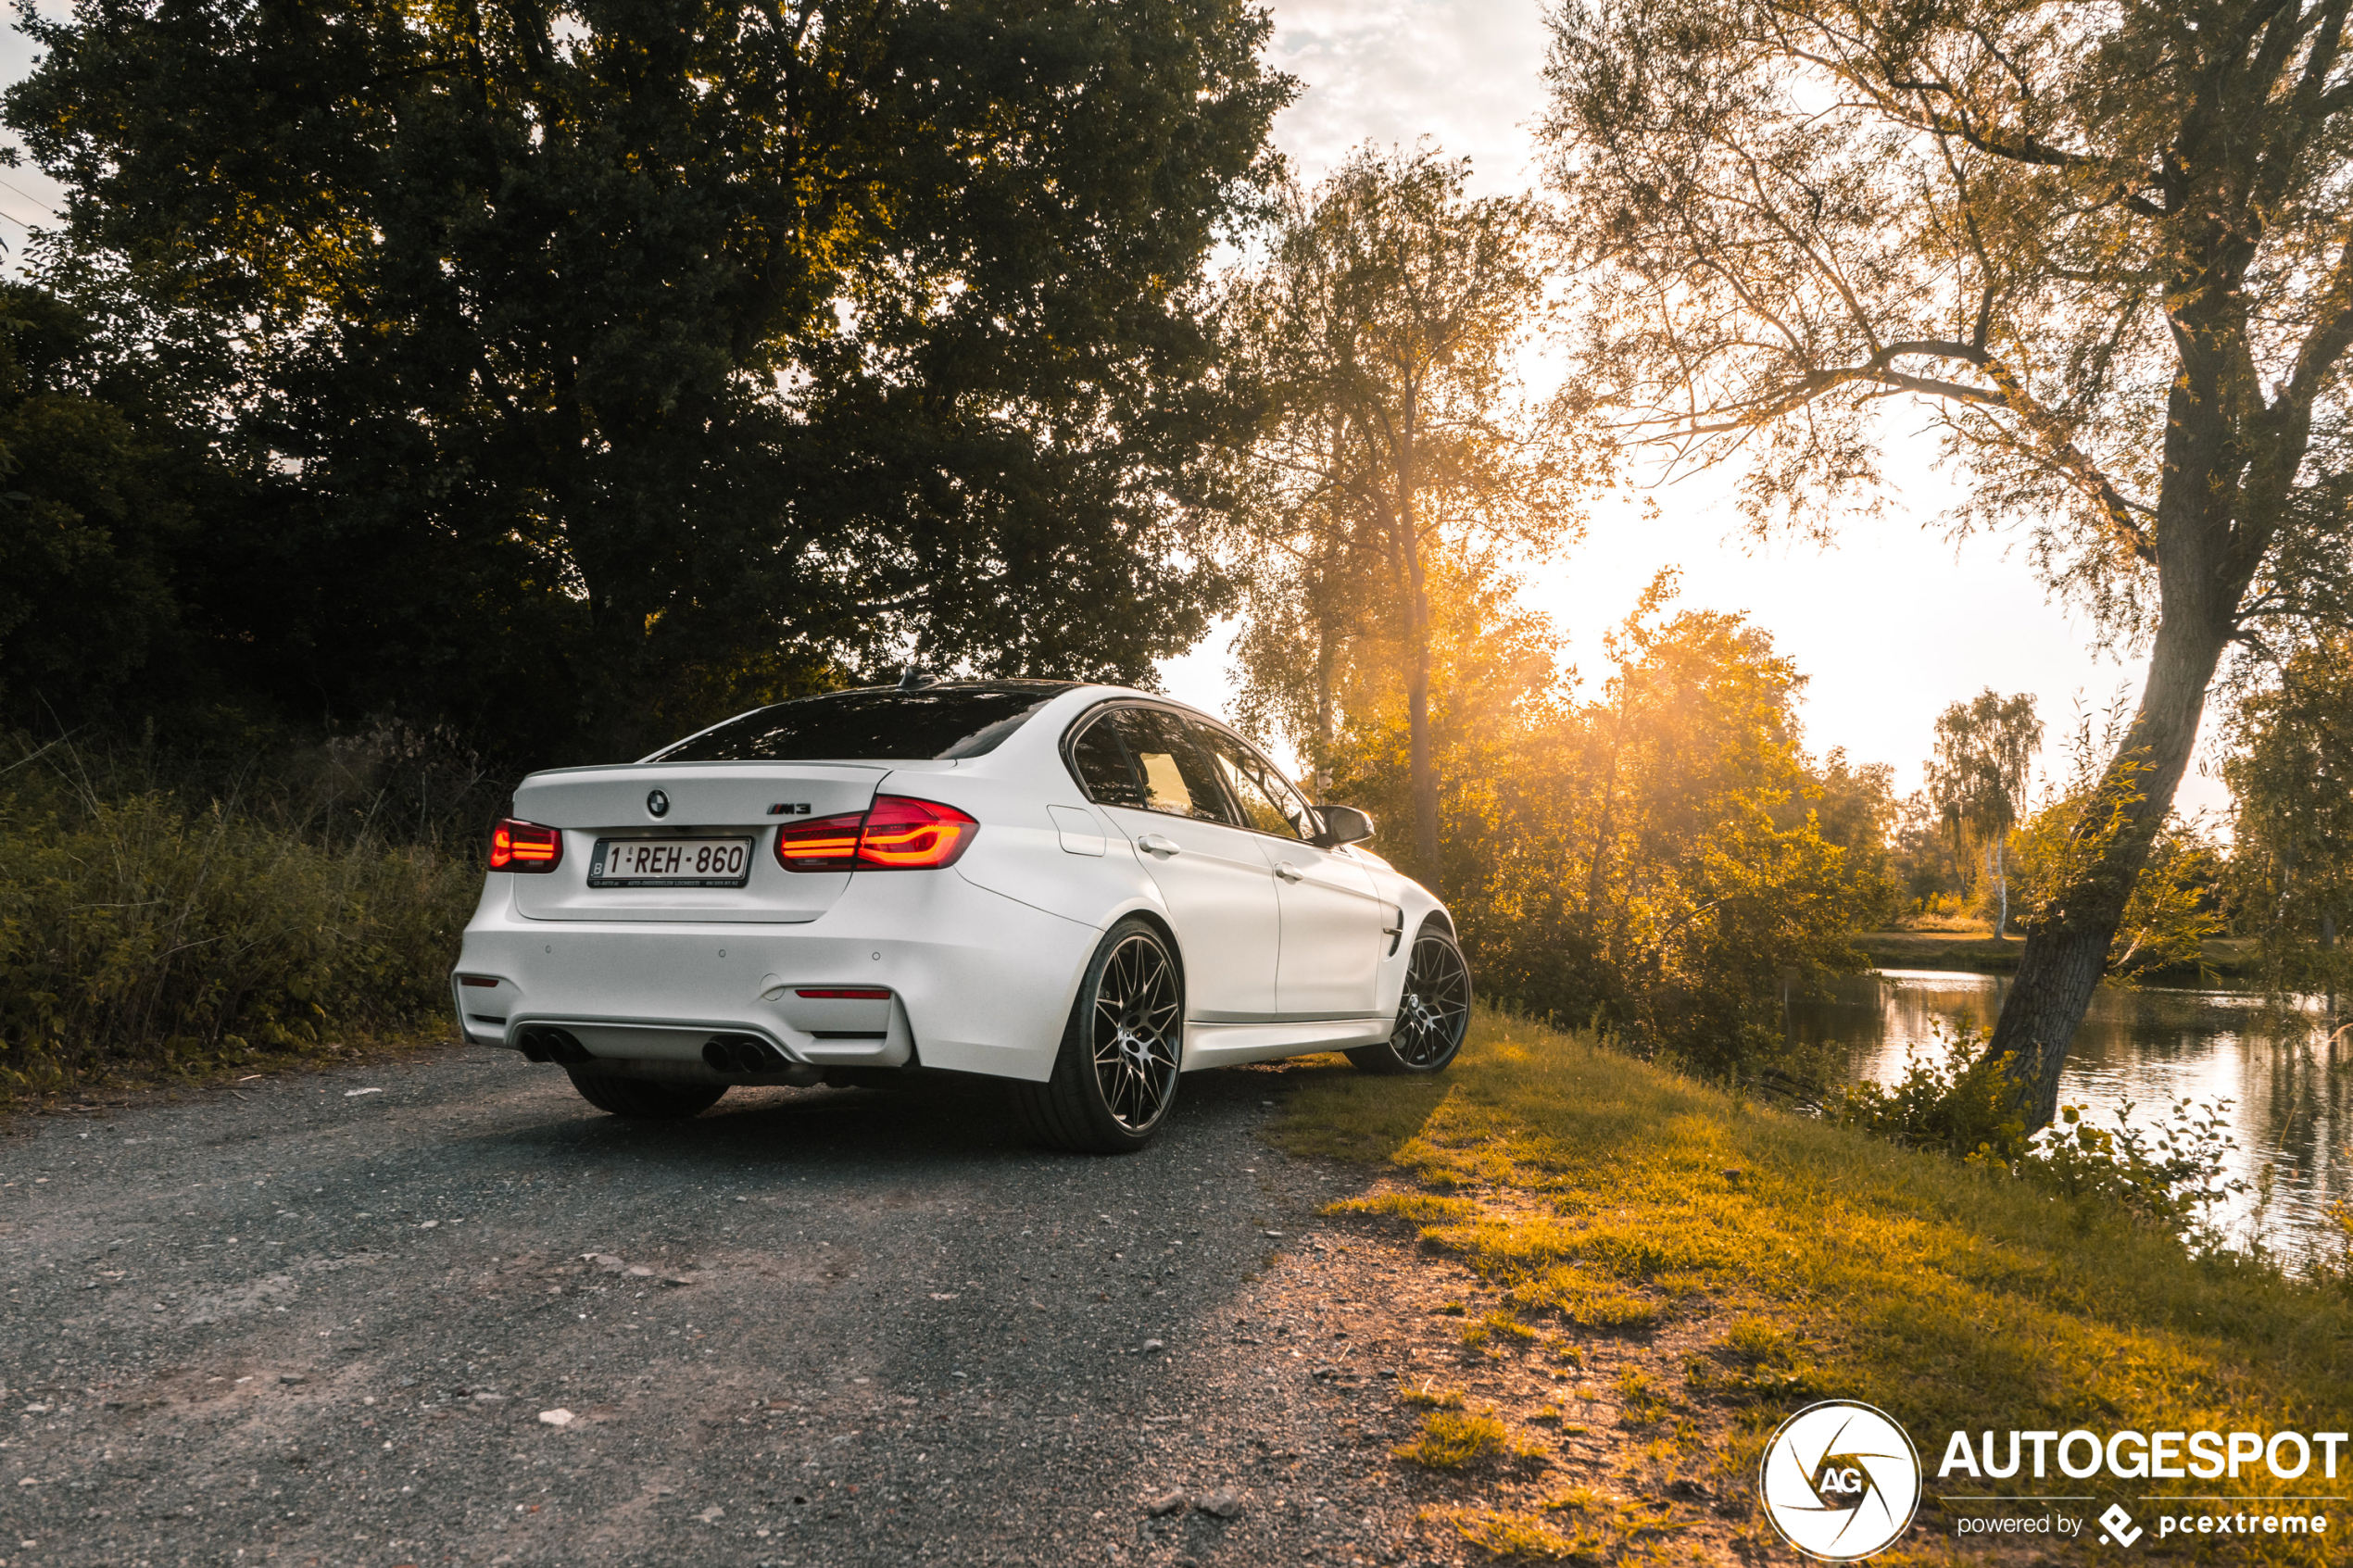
xmin=0 ymin=0 xmax=2227 ymax=816
xmin=1160 ymin=0 xmax=2233 ymax=818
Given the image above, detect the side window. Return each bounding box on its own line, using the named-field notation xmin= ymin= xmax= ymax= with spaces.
xmin=1068 ymin=712 xmax=1146 ymax=809
xmin=1111 ymin=709 xmax=1235 ymax=824
xmin=1202 ymin=730 xmax=1316 ymax=841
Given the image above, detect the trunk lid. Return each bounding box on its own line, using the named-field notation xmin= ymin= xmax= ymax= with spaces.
xmin=510 ymin=762 xmax=886 ymax=923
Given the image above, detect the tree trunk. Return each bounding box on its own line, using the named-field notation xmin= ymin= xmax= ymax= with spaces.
xmin=1985 ymin=609 xmax=2231 ymax=1127
xmin=1994 ymin=836 xmax=2008 ymax=939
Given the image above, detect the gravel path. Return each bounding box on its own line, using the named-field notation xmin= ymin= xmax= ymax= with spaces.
xmin=0 ymin=1046 xmax=1457 ymax=1568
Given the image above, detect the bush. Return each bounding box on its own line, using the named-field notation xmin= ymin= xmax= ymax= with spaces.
xmin=1825 ymin=1023 xmax=2029 ymax=1162
xmin=0 ymin=751 xmax=475 ymax=1096
xmin=1829 ymin=1022 xmax=2245 ymax=1237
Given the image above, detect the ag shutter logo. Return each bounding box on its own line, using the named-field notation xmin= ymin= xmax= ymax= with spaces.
xmin=1758 ymin=1400 xmax=1923 ymax=1560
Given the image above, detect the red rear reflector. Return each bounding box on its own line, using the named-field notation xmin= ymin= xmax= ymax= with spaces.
xmin=458 ymin=975 xmax=501 ymax=988
xmin=490 ymin=818 xmax=562 ymax=872
xmin=774 ymin=796 xmax=978 ymax=872
xmin=796 ymin=988 xmax=892 ymax=999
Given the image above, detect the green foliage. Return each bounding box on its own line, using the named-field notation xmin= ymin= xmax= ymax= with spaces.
xmin=0 ymin=284 xmax=217 ymax=727
xmin=2007 ymin=697 xmax=2226 ymax=984
xmin=1215 ymin=143 xmax=1582 ymax=874
xmin=1322 ymin=567 xmax=1889 ymax=1077
xmin=1542 ymin=0 xmax=2353 ymax=1131
xmin=8 ymin=0 xmax=1291 ymax=762
xmin=1923 ymin=690 xmax=2042 ymax=935
xmin=2028 ymin=1099 xmax=2249 ymax=1238
xmin=0 ymin=744 xmax=474 ymax=1097
xmin=1827 ymin=1022 xmax=2246 ymax=1238
xmin=1826 ymin=1024 xmax=2029 ymax=1163
xmin=2224 ymin=635 xmax=2353 ymax=1006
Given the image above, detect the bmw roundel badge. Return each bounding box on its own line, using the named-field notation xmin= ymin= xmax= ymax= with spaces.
xmin=646 ymin=788 xmax=671 ymax=819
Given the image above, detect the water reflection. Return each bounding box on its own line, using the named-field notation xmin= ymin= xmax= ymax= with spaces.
xmin=1790 ymin=970 xmax=2352 ymax=1259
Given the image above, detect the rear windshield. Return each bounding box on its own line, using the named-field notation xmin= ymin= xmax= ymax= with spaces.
xmin=648 ymin=684 xmax=1068 ymax=763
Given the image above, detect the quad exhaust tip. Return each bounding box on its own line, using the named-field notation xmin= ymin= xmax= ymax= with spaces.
xmin=703 ymin=1034 xmax=792 ymax=1074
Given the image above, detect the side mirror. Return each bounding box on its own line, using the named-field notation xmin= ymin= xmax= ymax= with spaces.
xmin=1315 ymin=804 xmax=1376 ymax=848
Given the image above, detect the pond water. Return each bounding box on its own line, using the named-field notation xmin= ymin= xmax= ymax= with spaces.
xmin=1788 ymin=969 xmax=2352 ymax=1260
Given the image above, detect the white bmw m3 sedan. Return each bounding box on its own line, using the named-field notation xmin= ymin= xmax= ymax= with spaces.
xmin=450 ymin=679 xmax=1470 ymax=1152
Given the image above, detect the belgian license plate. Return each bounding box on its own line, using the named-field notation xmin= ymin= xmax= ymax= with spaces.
xmin=589 ymin=837 xmax=754 ymax=888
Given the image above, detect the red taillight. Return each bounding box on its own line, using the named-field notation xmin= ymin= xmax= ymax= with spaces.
xmin=797 ymin=987 xmax=893 ymax=999
xmin=489 ymin=818 xmax=563 ymax=872
xmin=857 ymin=796 xmax=979 ymax=868
xmin=775 ymin=809 xmax=869 ymax=872
xmin=773 ymin=796 xmax=979 ymax=872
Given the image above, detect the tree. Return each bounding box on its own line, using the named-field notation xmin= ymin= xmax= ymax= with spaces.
xmin=0 ymin=284 xmax=215 ymax=726
xmin=1541 ymin=0 xmax=2353 ymax=1126
xmin=2224 ymin=638 xmax=2353 ymax=1012
xmin=2011 ymin=698 xmax=2225 ymax=984
xmin=1923 ymin=690 xmax=2043 ymax=936
xmin=1326 ymin=564 xmax=1888 ymax=1073
xmin=7 ymin=0 xmax=1290 ymax=761
xmin=1217 ymin=144 xmax=1583 ymax=889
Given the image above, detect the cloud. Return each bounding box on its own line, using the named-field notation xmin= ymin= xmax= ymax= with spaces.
xmin=1265 ymin=0 xmax=1554 ymax=193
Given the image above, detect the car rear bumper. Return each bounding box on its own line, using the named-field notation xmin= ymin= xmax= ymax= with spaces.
xmin=451 ymin=867 xmax=1097 ymax=1084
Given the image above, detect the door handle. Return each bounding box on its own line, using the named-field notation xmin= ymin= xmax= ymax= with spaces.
xmin=1137 ymin=834 xmax=1180 ymax=857
xmin=1274 ymin=861 xmax=1303 ymax=883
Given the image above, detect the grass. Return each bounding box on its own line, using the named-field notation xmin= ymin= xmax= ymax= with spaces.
xmin=0 ymin=755 xmax=475 ymax=1104
xmin=1396 ymin=1408 xmax=1546 ymax=1471
xmin=1275 ymin=1008 xmax=2353 ymax=1563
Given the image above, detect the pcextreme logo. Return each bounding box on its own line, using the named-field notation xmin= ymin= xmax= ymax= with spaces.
xmin=1758 ymin=1400 xmax=1924 ymax=1560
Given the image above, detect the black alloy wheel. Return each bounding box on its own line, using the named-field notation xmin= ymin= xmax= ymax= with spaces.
xmin=1014 ymin=918 xmax=1185 ymax=1153
xmin=1347 ymin=922 xmax=1471 ymax=1075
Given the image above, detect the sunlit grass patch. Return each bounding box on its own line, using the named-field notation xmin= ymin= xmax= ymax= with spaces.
xmin=1323 ymin=1191 xmax=1482 ymax=1224
xmin=1396 ymin=1408 xmax=1544 ymax=1471
xmin=1270 ymin=1007 xmax=2353 ymax=1561
xmin=1399 ymin=1383 xmax=1466 ymax=1410
xmin=1720 ymin=1314 xmax=1801 ymax=1366
xmin=1504 ymin=1265 xmax=1661 ymax=1333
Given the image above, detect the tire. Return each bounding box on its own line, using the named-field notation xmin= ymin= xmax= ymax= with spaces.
xmin=1013 ymin=916 xmax=1185 ymax=1154
xmin=566 ymin=1071 xmax=727 ymax=1120
xmin=1347 ymin=922 xmax=1471 ymax=1075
